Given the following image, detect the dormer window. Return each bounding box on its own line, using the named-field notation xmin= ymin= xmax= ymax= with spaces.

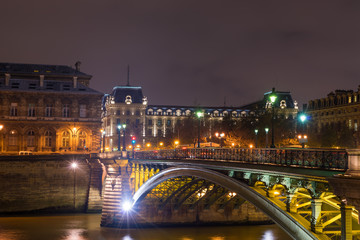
xmin=280 ymin=100 xmax=286 ymax=109
xmin=125 ymin=95 xmax=132 ymax=104
xmin=142 ymin=96 xmax=148 ymax=105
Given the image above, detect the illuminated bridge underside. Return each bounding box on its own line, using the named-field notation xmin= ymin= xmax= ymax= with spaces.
xmin=132 ymin=166 xmax=359 ymax=240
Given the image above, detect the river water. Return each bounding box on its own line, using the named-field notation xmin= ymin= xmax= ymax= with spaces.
xmin=0 ymin=214 xmax=292 ymax=240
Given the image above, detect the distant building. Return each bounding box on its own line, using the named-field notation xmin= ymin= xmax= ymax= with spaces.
xmin=305 ymin=87 xmax=360 ymax=134
xmin=102 ymin=85 xmax=298 ymax=151
xmin=0 ymin=62 xmax=103 ymax=154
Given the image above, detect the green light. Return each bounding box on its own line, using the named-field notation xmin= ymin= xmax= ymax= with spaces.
xmin=299 ymin=114 xmax=307 ymax=123
xmin=122 ymin=124 xmax=126 ymax=129
xmin=269 ymin=94 xmax=277 ymax=103
xmin=255 ymin=129 xmax=259 ymax=134
xmin=196 ymin=111 xmax=204 ymax=118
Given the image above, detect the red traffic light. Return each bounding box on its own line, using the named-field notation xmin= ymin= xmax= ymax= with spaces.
xmin=131 ymin=136 xmax=136 ymax=140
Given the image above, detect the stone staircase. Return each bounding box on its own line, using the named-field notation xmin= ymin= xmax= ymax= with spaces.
xmin=86 ymin=158 xmax=104 ymax=213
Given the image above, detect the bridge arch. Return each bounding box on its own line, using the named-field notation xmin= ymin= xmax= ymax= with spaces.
xmin=133 ymin=165 xmax=322 ymax=240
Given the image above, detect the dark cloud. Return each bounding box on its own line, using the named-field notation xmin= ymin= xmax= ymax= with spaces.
xmin=1 ymin=0 xmax=360 ymax=107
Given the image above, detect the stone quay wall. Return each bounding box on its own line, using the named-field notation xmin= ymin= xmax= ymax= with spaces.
xmin=0 ymin=154 xmax=102 ymax=214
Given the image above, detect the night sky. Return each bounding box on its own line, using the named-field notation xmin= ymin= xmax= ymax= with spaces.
xmin=1 ymin=1 xmax=360 ymax=108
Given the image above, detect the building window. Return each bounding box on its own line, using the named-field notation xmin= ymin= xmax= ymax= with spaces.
xmin=79 ymin=131 xmax=86 ymax=148
xmin=148 ymin=129 xmax=152 ymax=136
xmin=148 ymin=119 xmax=153 ymax=125
xmin=126 ymin=119 xmax=130 ymax=124
xmin=349 ymin=96 xmax=352 ymax=104
xmin=27 ymin=130 xmax=35 ymax=147
xmin=116 ymin=118 xmax=121 ymax=125
xmin=28 ymin=104 xmax=35 ymax=117
xmin=126 ymin=110 xmax=130 ymax=116
xmin=167 ymin=120 xmax=171 ymax=126
xmin=136 ymin=119 xmax=140 ymax=126
xmin=157 ymin=119 xmax=162 ymax=126
xmin=10 ymin=103 xmax=18 ymax=116
xmin=116 ymin=110 xmax=121 ymax=115
xmin=79 ymin=104 xmax=86 ymax=118
xmin=62 ymin=104 xmax=70 ymax=118
xmin=62 ymin=131 xmax=70 ymax=148
xmin=44 ymin=131 xmax=52 ymax=147
xmin=45 ymin=104 xmax=53 ymax=117
xmin=136 ymin=110 xmax=140 ymax=116
xmin=355 ymin=120 xmax=358 ymax=132
xmin=9 ymin=130 xmax=18 ymax=146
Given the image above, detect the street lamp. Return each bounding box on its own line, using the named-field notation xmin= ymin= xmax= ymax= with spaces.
xmin=174 ymin=140 xmax=179 ymax=148
xmin=0 ymin=124 xmax=3 ymax=153
xmin=122 ymin=124 xmax=126 ymax=151
xmin=117 ymin=125 xmax=122 ymax=151
xmin=215 ymin=132 xmax=225 ymax=148
xmin=269 ymin=88 xmax=277 ymax=148
xmin=254 ymin=129 xmax=259 ymax=148
xmin=265 ymin=128 xmax=269 ymax=148
xmin=71 ymin=162 xmax=78 ymax=211
xmin=102 ymin=130 xmax=106 ymax=153
xmin=196 ymin=111 xmax=204 ymax=148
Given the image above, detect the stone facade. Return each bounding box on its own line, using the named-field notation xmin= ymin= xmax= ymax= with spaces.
xmin=102 ymin=86 xmax=298 ymax=150
xmin=0 ymin=62 xmax=103 ymax=154
xmin=305 ymin=87 xmax=360 ymax=140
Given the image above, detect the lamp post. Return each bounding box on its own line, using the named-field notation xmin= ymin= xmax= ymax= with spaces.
xmin=269 ymin=88 xmax=277 ymax=148
xmin=0 ymin=124 xmax=3 ymax=153
xmin=102 ymin=130 xmax=106 ymax=153
xmin=215 ymin=132 xmax=225 ymax=148
xmin=254 ymin=129 xmax=259 ymax=148
xmin=117 ymin=125 xmax=122 ymax=151
xmin=122 ymin=124 xmax=127 ymax=151
xmin=298 ymin=113 xmax=308 ymax=148
xmin=265 ymin=128 xmax=269 ymax=148
xmin=196 ymin=111 xmax=204 ymax=148
xmin=71 ymin=162 xmax=78 ymax=211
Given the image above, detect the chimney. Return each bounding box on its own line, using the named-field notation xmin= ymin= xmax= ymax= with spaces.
xmin=40 ymin=75 xmax=44 ymax=87
xmin=75 ymin=61 xmax=81 ymax=72
xmin=5 ymin=73 xmax=10 ymax=86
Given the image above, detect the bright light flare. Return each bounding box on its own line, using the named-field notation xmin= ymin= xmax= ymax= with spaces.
xmin=122 ymin=201 xmax=133 ymax=211
xmin=71 ymin=162 xmax=78 ymax=169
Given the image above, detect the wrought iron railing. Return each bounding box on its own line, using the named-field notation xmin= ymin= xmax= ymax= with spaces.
xmin=133 ymin=148 xmax=348 ymax=171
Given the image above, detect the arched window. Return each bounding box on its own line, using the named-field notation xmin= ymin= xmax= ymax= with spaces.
xmin=44 ymin=131 xmax=52 ymax=147
xmin=62 ymin=131 xmax=70 ymax=148
xmin=79 ymin=131 xmax=86 ymax=148
xmin=27 ymin=130 xmax=35 ymax=147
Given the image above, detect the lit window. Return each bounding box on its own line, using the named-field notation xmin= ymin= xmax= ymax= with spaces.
xmin=349 ymin=96 xmax=352 ymax=103
xmin=78 ymin=131 xmax=86 ymax=148
xmin=27 ymin=130 xmax=35 ymax=147
xmin=62 ymin=131 xmax=70 ymax=147
xmin=45 ymin=104 xmax=53 ymax=117
xmin=9 ymin=130 xmax=18 ymax=146
xmin=44 ymin=131 xmax=52 ymax=147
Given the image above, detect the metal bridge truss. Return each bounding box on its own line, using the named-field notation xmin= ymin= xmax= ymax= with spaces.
xmin=130 ymin=163 xmax=360 ymax=240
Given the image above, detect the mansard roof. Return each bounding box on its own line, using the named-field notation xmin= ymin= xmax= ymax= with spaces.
xmin=241 ymin=90 xmax=296 ymax=110
xmin=110 ymin=86 xmax=144 ymax=104
xmin=0 ymin=62 xmax=91 ymax=78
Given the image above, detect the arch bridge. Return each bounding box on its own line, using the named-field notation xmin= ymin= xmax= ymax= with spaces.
xmin=98 ymin=148 xmax=360 ymax=240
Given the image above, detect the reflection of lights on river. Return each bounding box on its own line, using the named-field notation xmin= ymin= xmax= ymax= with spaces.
xmin=65 ymin=229 xmax=86 ymax=240
xmin=181 ymin=238 xmax=193 ymax=240
xmin=262 ymin=230 xmax=275 ymax=240
xmin=123 ymin=235 xmax=134 ymax=240
xmin=211 ymin=237 xmax=225 ymax=240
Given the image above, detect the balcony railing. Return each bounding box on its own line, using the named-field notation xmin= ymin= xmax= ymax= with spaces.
xmin=133 ymin=148 xmax=348 ymax=171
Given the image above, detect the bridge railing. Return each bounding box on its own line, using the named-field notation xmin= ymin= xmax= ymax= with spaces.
xmin=133 ymin=148 xmax=348 ymax=171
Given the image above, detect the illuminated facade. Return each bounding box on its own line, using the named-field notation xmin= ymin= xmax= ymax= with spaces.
xmin=306 ymin=87 xmax=360 ymax=134
xmin=102 ymin=86 xmax=298 ymax=150
xmin=0 ymin=62 xmax=103 ymax=154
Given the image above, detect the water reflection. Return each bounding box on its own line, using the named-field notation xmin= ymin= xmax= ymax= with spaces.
xmin=0 ymin=214 xmax=292 ymax=240
xmin=262 ymin=230 xmax=275 ymax=240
